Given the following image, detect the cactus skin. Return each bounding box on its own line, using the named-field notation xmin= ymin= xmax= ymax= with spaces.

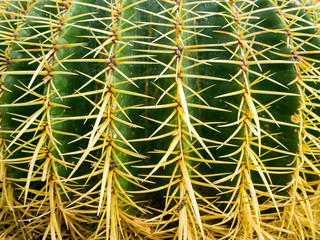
xmin=0 ymin=0 xmax=320 ymax=239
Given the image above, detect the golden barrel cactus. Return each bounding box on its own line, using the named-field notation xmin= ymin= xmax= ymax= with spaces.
xmin=0 ymin=0 xmax=320 ymax=239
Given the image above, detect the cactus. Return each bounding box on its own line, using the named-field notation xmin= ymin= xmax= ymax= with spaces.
xmin=0 ymin=0 xmax=320 ymax=239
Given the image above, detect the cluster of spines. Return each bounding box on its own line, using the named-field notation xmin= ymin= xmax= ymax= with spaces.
xmin=206 ymin=0 xmax=296 ymax=238
xmin=0 ymin=0 xmax=161 ymax=239
xmin=0 ymin=1 xmax=41 ymax=239
xmin=58 ymin=0 xmax=156 ymax=238
xmin=135 ymin=0 xmax=320 ymax=239
xmin=1 ymin=0 xmax=100 ymax=238
xmin=271 ymin=0 xmax=320 ymax=238
xmin=133 ymin=1 xmax=234 ymax=238
xmin=20 ymin=1 xmax=91 ymax=238
xmin=206 ymin=0 xmax=320 ymax=238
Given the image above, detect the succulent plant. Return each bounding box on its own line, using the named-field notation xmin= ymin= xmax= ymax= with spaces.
xmin=0 ymin=0 xmax=320 ymax=239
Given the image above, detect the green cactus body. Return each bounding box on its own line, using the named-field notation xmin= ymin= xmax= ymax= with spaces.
xmin=0 ymin=0 xmax=320 ymax=239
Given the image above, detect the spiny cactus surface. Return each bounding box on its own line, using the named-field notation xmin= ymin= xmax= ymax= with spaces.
xmin=0 ymin=0 xmax=320 ymax=239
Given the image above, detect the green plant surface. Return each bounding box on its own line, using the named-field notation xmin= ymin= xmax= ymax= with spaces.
xmin=0 ymin=0 xmax=320 ymax=239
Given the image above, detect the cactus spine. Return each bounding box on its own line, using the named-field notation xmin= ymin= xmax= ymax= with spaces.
xmin=0 ymin=0 xmax=320 ymax=239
